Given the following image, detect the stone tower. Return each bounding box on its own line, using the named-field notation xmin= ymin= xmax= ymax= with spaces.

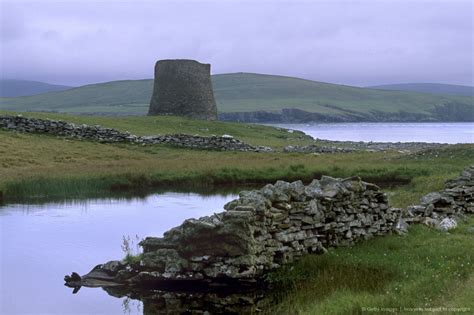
xmin=148 ymin=59 xmax=218 ymax=120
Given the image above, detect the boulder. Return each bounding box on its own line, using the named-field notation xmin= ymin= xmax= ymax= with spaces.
xmin=437 ymin=217 xmax=458 ymax=232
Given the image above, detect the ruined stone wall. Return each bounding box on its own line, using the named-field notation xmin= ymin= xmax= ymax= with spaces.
xmin=0 ymin=115 xmax=270 ymax=152
xmin=133 ymin=176 xmax=400 ymax=285
xmin=284 ymin=141 xmax=447 ymax=154
xmin=66 ymin=167 xmax=474 ymax=312
xmin=66 ymin=167 xmax=473 ymax=289
xmin=148 ymin=59 xmax=218 ymax=120
xmin=403 ymin=165 xmax=473 ymax=229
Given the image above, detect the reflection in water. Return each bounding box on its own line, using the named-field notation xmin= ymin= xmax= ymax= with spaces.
xmin=122 ymin=297 xmax=142 ymax=315
xmin=104 ymin=287 xmax=269 ymax=315
xmin=0 ymin=191 xmax=243 ymax=314
xmin=5 ymin=184 xmax=260 ymax=206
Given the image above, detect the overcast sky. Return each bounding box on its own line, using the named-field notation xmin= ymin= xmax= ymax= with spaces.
xmin=1 ymin=0 xmax=473 ymax=86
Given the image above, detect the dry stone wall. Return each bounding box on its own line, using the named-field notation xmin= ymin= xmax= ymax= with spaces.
xmin=402 ymin=165 xmax=473 ymax=231
xmin=66 ymin=176 xmax=401 ymax=288
xmin=284 ymin=141 xmax=448 ymax=154
xmin=65 ymin=167 xmax=473 ymax=291
xmin=0 ymin=115 xmax=271 ymax=152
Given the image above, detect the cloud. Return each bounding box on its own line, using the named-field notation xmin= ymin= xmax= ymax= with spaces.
xmin=0 ymin=0 xmax=472 ymax=86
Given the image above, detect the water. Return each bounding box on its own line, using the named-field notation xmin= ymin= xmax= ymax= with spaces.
xmin=272 ymin=122 xmax=474 ymax=143
xmin=0 ymin=192 xmax=237 ymax=314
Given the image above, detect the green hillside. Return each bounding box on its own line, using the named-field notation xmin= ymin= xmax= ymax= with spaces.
xmin=0 ymin=79 xmax=72 ymax=97
xmin=369 ymin=83 xmax=474 ymax=97
xmin=0 ymin=73 xmax=472 ymax=121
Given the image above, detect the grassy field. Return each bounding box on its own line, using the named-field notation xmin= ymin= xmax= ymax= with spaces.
xmin=0 ymin=110 xmax=313 ymax=148
xmin=268 ymin=216 xmax=474 ymax=314
xmin=1 ymin=73 xmax=472 ymax=120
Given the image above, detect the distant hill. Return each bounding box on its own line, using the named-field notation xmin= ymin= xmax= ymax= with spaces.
xmin=0 ymin=79 xmax=73 ymax=97
xmin=0 ymin=73 xmax=472 ymax=122
xmin=369 ymin=83 xmax=474 ymax=97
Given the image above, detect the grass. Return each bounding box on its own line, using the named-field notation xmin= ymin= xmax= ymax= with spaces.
xmin=268 ymin=216 xmax=474 ymax=314
xmin=0 ymin=112 xmax=472 ymax=203
xmin=0 ymin=110 xmax=313 ymax=148
xmin=1 ymin=73 xmax=472 ymax=120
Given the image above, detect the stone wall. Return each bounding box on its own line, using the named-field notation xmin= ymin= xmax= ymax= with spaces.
xmin=0 ymin=115 xmax=271 ymax=152
xmin=66 ymin=176 xmax=401 ymax=289
xmin=148 ymin=59 xmax=218 ymax=120
xmin=284 ymin=141 xmax=448 ymax=154
xmin=402 ymin=165 xmax=473 ymax=230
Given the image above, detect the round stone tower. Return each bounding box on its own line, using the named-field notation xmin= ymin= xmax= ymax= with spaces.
xmin=148 ymin=59 xmax=218 ymax=120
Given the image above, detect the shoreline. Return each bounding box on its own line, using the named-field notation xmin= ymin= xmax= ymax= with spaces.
xmin=0 ymin=111 xmax=472 ymax=207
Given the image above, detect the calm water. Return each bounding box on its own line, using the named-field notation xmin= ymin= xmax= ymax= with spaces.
xmin=0 ymin=192 xmax=236 ymax=314
xmin=272 ymin=122 xmax=474 ymax=143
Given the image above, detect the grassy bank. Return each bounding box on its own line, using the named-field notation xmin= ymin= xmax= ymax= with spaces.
xmin=268 ymin=216 xmax=474 ymax=314
xmin=0 ymin=112 xmax=473 ymax=204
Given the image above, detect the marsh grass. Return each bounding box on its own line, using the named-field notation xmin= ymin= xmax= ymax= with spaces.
xmin=1 ymin=124 xmax=472 ymax=204
xmin=268 ymin=217 xmax=474 ymax=314
xmin=121 ymin=235 xmax=143 ymax=265
xmin=0 ymin=112 xmax=472 ymax=207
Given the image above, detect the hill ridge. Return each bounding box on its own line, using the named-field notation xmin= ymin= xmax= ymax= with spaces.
xmin=369 ymin=83 xmax=474 ymax=97
xmin=0 ymin=79 xmax=73 ymax=97
xmin=1 ymin=74 xmax=472 ymax=122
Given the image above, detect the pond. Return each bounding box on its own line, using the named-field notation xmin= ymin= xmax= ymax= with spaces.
xmin=0 ymin=192 xmax=246 ymax=314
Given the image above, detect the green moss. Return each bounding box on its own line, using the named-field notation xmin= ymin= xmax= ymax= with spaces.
xmin=123 ymin=253 xmax=142 ymax=266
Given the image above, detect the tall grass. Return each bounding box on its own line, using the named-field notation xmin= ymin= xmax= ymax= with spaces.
xmin=268 ymin=217 xmax=474 ymax=314
xmin=1 ymin=128 xmax=472 ymax=204
xmin=0 ymin=114 xmax=472 ymax=204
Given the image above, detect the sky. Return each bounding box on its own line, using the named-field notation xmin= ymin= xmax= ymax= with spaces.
xmin=1 ymin=0 xmax=473 ymax=87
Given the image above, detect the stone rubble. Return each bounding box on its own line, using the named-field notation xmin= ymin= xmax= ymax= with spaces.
xmin=284 ymin=144 xmax=356 ymax=154
xmin=284 ymin=139 xmax=450 ymax=154
xmin=0 ymin=115 xmax=272 ymax=152
xmin=400 ymin=165 xmax=473 ymax=231
xmin=66 ymin=176 xmax=401 ymax=288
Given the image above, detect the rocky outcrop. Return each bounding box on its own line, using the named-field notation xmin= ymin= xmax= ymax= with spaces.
xmin=65 ymin=176 xmax=401 ymax=290
xmin=149 ymin=59 xmax=218 ymax=120
xmin=0 ymin=115 xmax=271 ymax=152
xmin=400 ymin=165 xmax=473 ymax=231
